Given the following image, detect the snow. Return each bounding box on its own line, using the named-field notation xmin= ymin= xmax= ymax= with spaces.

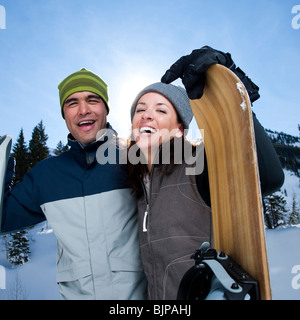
xmin=0 ymin=223 xmax=60 ymax=300
xmin=236 ymin=82 xmax=247 ymax=111
xmin=266 ymin=131 xmax=300 ymax=148
xmin=266 ymin=226 xmax=300 ymax=299
xmin=281 ymin=169 xmax=300 ymax=210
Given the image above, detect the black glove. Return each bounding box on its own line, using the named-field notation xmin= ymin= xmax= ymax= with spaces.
xmin=161 ymin=46 xmax=260 ymax=103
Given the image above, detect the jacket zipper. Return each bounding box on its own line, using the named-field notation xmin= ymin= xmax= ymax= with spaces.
xmin=141 ymin=165 xmax=155 ymax=234
xmin=140 ymin=165 xmax=158 ymax=299
xmin=140 ymin=175 xmax=150 ymax=233
xmin=143 ymin=204 xmax=149 ymax=232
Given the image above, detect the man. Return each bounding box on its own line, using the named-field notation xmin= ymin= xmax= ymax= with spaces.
xmin=0 ymin=68 xmax=147 ymax=300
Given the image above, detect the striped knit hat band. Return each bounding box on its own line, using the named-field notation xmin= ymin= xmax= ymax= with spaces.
xmin=58 ymin=68 xmax=109 ymax=118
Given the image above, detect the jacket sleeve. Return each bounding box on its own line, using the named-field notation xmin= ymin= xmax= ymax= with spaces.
xmin=196 ymin=113 xmax=285 ymax=206
xmin=1 ymin=166 xmax=46 ymax=234
xmin=252 ymin=113 xmax=284 ymax=195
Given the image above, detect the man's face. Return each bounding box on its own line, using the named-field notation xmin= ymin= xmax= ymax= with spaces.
xmin=63 ymin=91 xmax=107 ymax=145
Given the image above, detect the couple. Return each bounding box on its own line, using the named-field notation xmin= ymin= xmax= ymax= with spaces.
xmin=0 ymin=46 xmax=284 ymax=300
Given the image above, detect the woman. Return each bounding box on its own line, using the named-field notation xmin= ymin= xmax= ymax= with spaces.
xmin=127 ymin=82 xmax=283 ymax=300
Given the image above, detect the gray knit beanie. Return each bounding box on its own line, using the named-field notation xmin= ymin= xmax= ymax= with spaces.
xmin=130 ymin=82 xmax=193 ymax=129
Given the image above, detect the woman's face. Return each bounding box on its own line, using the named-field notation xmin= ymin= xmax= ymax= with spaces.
xmin=132 ymin=92 xmax=183 ymax=152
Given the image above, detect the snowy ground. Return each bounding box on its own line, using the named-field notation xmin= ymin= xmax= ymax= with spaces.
xmin=0 ymin=221 xmax=299 ymax=300
xmin=266 ymin=225 xmax=300 ymax=300
xmin=0 ymin=224 xmax=60 ymax=300
xmin=281 ymin=170 xmax=300 ymax=211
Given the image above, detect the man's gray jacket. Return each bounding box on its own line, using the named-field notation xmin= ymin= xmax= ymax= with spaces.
xmin=1 ymin=126 xmax=147 ymax=300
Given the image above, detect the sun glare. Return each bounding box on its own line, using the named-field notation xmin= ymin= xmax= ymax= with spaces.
xmin=111 ymin=75 xmax=156 ymax=138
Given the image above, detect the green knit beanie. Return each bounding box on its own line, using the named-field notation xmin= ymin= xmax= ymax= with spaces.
xmin=58 ymin=68 xmax=109 ymax=118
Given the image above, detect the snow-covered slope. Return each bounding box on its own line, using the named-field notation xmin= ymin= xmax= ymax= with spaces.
xmin=281 ymin=169 xmax=300 ymax=211
xmin=0 ymin=223 xmax=60 ymax=300
xmin=266 ymin=225 xmax=300 ymax=300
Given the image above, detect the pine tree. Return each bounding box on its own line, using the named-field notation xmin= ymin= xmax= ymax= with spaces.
xmin=28 ymin=120 xmax=49 ymax=169
xmin=11 ymin=128 xmax=30 ymax=185
xmin=3 ymin=122 xmax=49 ymax=267
xmin=7 ymin=231 xmax=31 ymax=266
xmin=54 ymin=140 xmax=69 ymax=156
xmin=263 ymin=193 xmax=288 ymax=229
xmin=288 ymin=193 xmax=300 ymax=225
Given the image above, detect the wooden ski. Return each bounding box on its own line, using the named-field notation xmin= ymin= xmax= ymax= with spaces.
xmin=189 ymin=64 xmax=271 ymax=300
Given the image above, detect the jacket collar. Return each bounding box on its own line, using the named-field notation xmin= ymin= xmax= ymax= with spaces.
xmin=67 ymin=122 xmax=117 ymax=167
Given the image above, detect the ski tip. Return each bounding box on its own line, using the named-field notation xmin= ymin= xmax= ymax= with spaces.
xmin=0 ymin=134 xmax=12 ymax=141
xmin=0 ymin=135 xmax=12 ymax=147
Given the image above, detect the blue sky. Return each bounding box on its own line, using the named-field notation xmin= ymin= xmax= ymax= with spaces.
xmin=0 ymin=0 xmax=299 ymax=148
